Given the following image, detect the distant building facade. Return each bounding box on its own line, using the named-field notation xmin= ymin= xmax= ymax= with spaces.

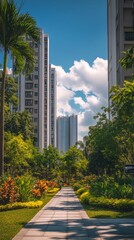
xmin=57 ymin=115 xmax=78 ymax=152
xmin=14 ymin=29 xmax=57 ymax=150
xmin=107 ymin=0 xmax=134 ymax=92
xmin=49 ymin=66 xmax=57 ymax=147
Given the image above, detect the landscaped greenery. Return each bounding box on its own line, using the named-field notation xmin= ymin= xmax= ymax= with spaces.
xmin=0 ymin=193 xmax=55 ymax=240
xmin=84 ymin=205 xmax=134 ymax=218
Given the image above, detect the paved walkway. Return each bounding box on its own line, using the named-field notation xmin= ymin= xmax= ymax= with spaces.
xmin=12 ymin=187 xmax=134 ymax=240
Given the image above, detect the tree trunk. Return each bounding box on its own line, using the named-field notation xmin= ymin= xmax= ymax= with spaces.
xmin=0 ymin=50 xmax=7 ymax=176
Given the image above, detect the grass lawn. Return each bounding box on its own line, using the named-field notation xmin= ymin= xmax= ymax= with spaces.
xmin=0 ymin=193 xmax=55 ymax=240
xmin=84 ymin=205 xmax=134 ymax=218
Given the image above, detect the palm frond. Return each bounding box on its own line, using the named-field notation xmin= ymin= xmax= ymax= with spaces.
xmin=11 ymin=40 xmax=36 ymax=74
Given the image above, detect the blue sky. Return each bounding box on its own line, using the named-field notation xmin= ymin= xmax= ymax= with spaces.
xmin=12 ymin=0 xmax=107 ymax=71
xmin=0 ymin=0 xmax=108 ymax=140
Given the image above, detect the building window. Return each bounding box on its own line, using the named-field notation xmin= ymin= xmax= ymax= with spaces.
xmin=34 ymin=109 xmax=38 ymax=113
xmin=25 ymin=83 xmax=33 ymax=89
xmin=34 ymin=92 xmax=38 ymax=96
xmin=34 ymin=75 xmax=38 ymax=80
xmin=25 ymin=99 xmax=33 ymax=106
xmin=25 ymin=91 xmax=33 ymax=97
xmin=34 ymin=100 xmax=38 ymax=105
xmin=34 ymin=118 xmax=38 ymax=122
xmin=34 ymin=84 xmax=38 ymax=88
xmin=124 ymin=32 xmax=134 ymax=41
xmin=35 ymin=67 xmax=38 ymax=71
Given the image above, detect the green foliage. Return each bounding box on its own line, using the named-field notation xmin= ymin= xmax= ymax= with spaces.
xmin=80 ymin=194 xmax=134 ymax=212
xmin=5 ymin=134 xmax=33 ymax=175
xmin=120 ymin=47 xmax=134 ymax=70
xmin=15 ymin=175 xmax=35 ymax=202
xmin=0 ymin=200 xmax=43 ymax=211
xmin=80 ymin=191 xmax=90 ymax=204
xmin=43 ymin=145 xmax=61 ymax=180
xmin=0 ymin=0 xmax=40 ymax=177
xmin=76 ymin=187 xmax=88 ymax=196
xmin=0 ymin=0 xmax=40 ymax=74
xmin=0 ymin=75 xmax=18 ymax=109
xmin=90 ymin=177 xmax=132 ymax=199
xmin=72 ymin=183 xmax=83 ymax=191
xmin=64 ymin=146 xmax=88 ymax=183
xmin=0 ymin=175 xmax=59 ymax=204
xmin=5 ymin=110 xmax=34 ymax=141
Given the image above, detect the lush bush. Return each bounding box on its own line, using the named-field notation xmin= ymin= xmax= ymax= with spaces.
xmin=31 ymin=180 xmax=48 ymax=199
xmin=46 ymin=181 xmax=58 ymax=189
xmin=47 ymin=187 xmax=60 ymax=193
xmin=0 ymin=177 xmax=19 ymax=204
xmin=76 ymin=187 xmax=88 ymax=196
xmin=0 ymin=200 xmax=43 ymax=211
xmin=72 ymin=183 xmax=83 ymax=191
xmin=80 ymin=191 xmax=90 ymax=204
xmin=15 ymin=175 xmax=35 ymax=202
xmin=81 ymin=175 xmax=98 ymax=185
xmin=80 ymin=193 xmax=134 ymax=211
xmin=0 ymin=176 xmax=59 ymax=204
xmin=90 ymin=176 xmax=132 ymax=199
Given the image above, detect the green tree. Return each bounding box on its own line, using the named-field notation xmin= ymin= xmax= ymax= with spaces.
xmin=86 ymin=110 xmax=120 ymax=176
xmin=0 ymin=0 xmax=40 ymax=175
xmin=110 ymin=81 xmax=134 ymax=164
xmin=120 ymin=47 xmax=134 ymax=71
xmin=43 ymin=145 xmax=61 ymax=180
xmin=64 ymin=146 xmax=88 ymax=183
xmin=5 ymin=133 xmax=33 ymax=176
xmin=5 ymin=110 xmax=34 ymax=141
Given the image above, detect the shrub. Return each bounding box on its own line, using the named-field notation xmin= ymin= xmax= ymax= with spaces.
xmin=80 ymin=193 xmax=134 ymax=212
xmin=31 ymin=180 xmax=48 ymax=199
xmin=0 ymin=200 xmax=43 ymax=211
xmin=47 ymin=188 xmax=59 ymax=193
xmin=76 ymin=187 xmax=88 ymax=196
xmin=80 ymin=191 xmax=90 ymax=204
xmin=15 ymin=175 xmax=35 ymax=202
xmin=90 ymin=176 xmax=132 ymax=199
xmin=0 ymin=177 xmax=19 ymax=204
xmin=46 ymin=181 xmax=58 ymax=189
xmin=72 ymin=183 xmax=82 ymax=191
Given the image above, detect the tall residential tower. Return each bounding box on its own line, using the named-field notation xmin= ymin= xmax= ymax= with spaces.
xmin=107 ymin=0 xmax=134 ymax=91
xmin=57 ymin=115 xmax=78 ymax=152
xmin=15 ymin=29 xmax=57 ymax=150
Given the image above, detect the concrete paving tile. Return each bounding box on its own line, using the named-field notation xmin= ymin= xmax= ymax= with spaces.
xmin=26 ymin=230 xmax=44 ymax=236
xmin=46 ymin=225 xmax=68 ymax=231
xmin=12 ymin=237 xmax=23 ymax=240
xmin=44 ymin=231 xmax=67 ymax=238
xmin=21 ymin=237 xmax=48 ymax=240
xmin=67 ymin=238 xmax=89 ymax=240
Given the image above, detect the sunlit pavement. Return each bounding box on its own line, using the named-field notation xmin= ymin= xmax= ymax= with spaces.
xmin=12 ymin=187 xmax=134 ymax=240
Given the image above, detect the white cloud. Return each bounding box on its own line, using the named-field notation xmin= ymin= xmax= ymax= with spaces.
xmin=73 ymin=97 xmax=89 ymax=110
xmin=57 ymin=84 xmax=75 ymax=115
xmin=52 ymin=57 xmax=108 ymax=140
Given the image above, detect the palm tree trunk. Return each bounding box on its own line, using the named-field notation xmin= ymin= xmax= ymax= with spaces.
xmin=0 ymin=50 xmax=7 ymax=176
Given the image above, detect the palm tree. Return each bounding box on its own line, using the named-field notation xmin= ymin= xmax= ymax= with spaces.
xmin=0 ymin=0 xmax=40 ymax=176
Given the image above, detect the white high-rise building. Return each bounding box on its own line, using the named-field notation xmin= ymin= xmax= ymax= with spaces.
xmin=108 ymin=0 xmax=134 ymax=92
xmin=57 ymin=115 xmax=78 ymax=152
xmin=15 ymin=29 xmax=57 ymax=150
xmin=49 ymin=66 xmax=57 ymax=147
